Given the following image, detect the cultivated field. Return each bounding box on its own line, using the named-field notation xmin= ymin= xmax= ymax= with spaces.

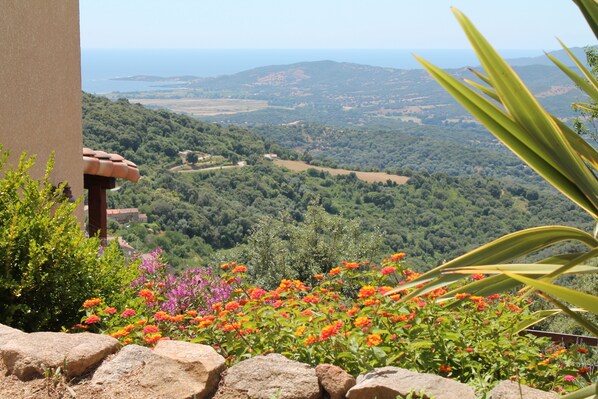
xmin=130 ymin=98 xmax=270 ymax=116
xmin=273 ymin=159 xmax=409 ymax=184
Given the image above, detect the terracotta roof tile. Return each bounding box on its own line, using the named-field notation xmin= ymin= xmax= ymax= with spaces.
xmin=83 ymin=148 xmax=140 ymax=183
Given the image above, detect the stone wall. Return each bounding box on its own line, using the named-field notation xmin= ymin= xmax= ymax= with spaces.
xmin=0 ymin=324 xmax=558 ymax=399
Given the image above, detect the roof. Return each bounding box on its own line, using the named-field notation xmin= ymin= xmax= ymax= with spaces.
xmin=83 ymin=148 xmax=140 ymax=183
xmin=106 ymin=208 xmax=140 ymax=215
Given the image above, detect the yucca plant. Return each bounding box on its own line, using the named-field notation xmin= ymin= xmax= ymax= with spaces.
xmin=393 ymin=1 xmax=598 ymax=397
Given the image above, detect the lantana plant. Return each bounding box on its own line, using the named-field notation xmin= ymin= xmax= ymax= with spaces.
xmin=75 ymin=251 xmax=596 ymax=396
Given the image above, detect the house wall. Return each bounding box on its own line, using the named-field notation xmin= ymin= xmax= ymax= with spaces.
xmin=0 ymin=0 xmax=83 ymax=219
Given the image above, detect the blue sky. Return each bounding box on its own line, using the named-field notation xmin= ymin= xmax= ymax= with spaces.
xmin=80 ymin=0 xmax=595 ymax=50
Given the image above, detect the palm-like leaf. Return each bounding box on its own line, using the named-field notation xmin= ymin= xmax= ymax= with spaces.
xmin=400 ymin=3 xmax=598 ymax=341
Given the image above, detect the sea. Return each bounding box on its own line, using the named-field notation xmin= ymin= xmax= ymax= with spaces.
xmin=81 ymin=48 xmax=543 ymax=94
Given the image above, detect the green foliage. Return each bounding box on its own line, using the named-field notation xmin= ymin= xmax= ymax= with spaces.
xmin=0 ymin=147 xmax=137 ymax=331
xmin=79 ymin=255 xmax=596 ymax=396
xmin=242 ymin=205 xmax=383 ymax=288
xmin=573 ymin=46 xmax=598 ymax=143
xmin=401 ymin=3 xmax=598 ymax=348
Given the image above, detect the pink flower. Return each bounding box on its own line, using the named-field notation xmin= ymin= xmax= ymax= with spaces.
xmin=563 ymin=375 xmax=576 ymax=382
xmin=121 ymin=309 xmax=136 ymax=318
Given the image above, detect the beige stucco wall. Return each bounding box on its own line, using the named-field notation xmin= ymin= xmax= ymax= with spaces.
xmin=0 ymin=0 xmax=83 ymax=219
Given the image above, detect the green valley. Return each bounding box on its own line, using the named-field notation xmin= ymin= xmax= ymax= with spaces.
xmin=83 ymin=93 xmax=592 ymax=271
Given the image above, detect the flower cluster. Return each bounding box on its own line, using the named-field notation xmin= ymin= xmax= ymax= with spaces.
xmin=75 ymin=252 xmax=596 ymax=395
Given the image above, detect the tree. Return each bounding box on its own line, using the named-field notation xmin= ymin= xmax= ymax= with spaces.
xmin=573 ymin=46 xmax=598 ymax=143
xmin=186 ymin=151 xmax=199 ymax=164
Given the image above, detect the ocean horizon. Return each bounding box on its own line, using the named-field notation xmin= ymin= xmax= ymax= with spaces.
xmin=81 ymin=48 xmax=545 ymax=94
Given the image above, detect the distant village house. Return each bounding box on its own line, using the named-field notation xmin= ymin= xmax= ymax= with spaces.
xmin=107 ymin=208 xmax=148 ymax=223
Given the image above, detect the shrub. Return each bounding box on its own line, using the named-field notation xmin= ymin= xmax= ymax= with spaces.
xmin=0 ymin=148 xmax=137 ymax=331
xmin=77 ymin=252 xmax=595 ymax=395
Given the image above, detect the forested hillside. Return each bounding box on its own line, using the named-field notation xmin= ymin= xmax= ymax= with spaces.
xmin=82 ymin=93 xmax=592 ymax=270
xmin=115 ymin=60 xmax=584 ymax=127
xmin=250 ymin=122 xmax=541 ymax=180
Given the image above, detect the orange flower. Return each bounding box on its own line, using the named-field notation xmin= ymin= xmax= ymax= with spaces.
xmin=507 ymin=303 xmax=521 ymax=312
xmin=294 ymin=326 xmax=307 ymax=336
xmin=346 ymin=307 xmax=359 ymax=316
xmin=138 ymin=289 xmax=154 ymax=298
xmin=83 ymin=298 xmax=102 ymax=308
xmin=391 ymin=252 xmax=406 ymax=261
xmin=471 ymin=274 xmax=485 ymax=280
xmin=362 ymin=298 xmax=380 ymax=306
xmin=438 ymin=364 xmax=452 ymax=373
xmin=455 ymin=293 xmax=470 ymax=299
xmin=305 ymin=335 xmax=317 ymax=345
xmin=222 ymin=322 xmax=241 ymax=332
xmin=110 ymin=329 xmax=129 ymax=338
xmin=319 ymin=323 xmax=341 ymax=341
xmin=103 ymin=306 xmax=116 ymax=314
xmin=354 ymin=316 xmax=370 ymax=327
xmin=378 ymin=286 xmax=393 ymax=295
xmin=143 ymin=333 xmax=162 ymax=344
xmin=300 ymin=309 xmax=314 ymax=317
xmin=301 ymin=295 xmax=319 ymax=304
xmin=314 ymin=274 xmax=324 ymax=279
xmin=136 ymin=319 xmax=147 ymax=326
xmin=358 ymin=286 xmax=376 ymax=298
xmin=329 ymin=267 xmax=342 ymax=276
xmin=212 ymin=302 xmax=223 ymax=312
xmin=84 ymin=314 xmax=100 ymax=324
xmin=123 ymin=324 xmax=136 ymax=332
xmin=225 ymin=301 xmax=240 ymax=311
xmin=220 ymin=263 xmax=229 ymax=269
xmin=366 ymin=333 xmax=382 ymax=346
xmin=343 ymin=262 xmax=360 ymax=269
xmin=381 ymin=266 xmax=396 ymax=275
xmin=233 ymin=265 xmax=247 ymax=273
xmin=185 ymin=310 xmax=198 ymax=317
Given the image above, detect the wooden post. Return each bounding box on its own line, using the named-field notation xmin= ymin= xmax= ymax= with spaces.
xmin=84 ymin=174 xmax=116 ymax=243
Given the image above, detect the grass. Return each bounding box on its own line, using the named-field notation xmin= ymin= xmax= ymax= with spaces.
xmin=272 ymin=159 xmax=409 ymax=184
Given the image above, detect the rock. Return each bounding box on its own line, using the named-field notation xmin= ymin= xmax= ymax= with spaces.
xmin=0 ymin=324 xmax=25 ymax=346
xmin=92 ymin=340 xmax=226 ymax=399
xmin=0 ymin=331 xmax=119 ymax=380
xmin=153 ymin=339 xmax=226 ymax=392
xmin=316 ymin=364 xmax=356 ymax=399
xmin=347 ymin=367 xmax=476 ymax=399
xmin=91 ymin=344 xmax=153 ymax=385
xmin=221 ymin=353 xmax=321 ymax=399
xmin=491 ymin=380 xmax=558 ymax=399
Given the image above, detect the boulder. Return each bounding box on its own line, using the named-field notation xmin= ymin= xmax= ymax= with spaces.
xmin=153 ymin=339 xmax=226 ymax=392
xmin=0 ymin=331 xmax=119 ymax=380
xmin=221 ymin=353 xmax=321 ymax=399
xmin=491 ymin=380 xmax=558 ymax=399
xmin=92 ymin=340 xmax=225 ymax=399
xmin=347 ymin=367 xmax=476 ymax=399
xmin=0 ymin=324 xmax=25 ymax=346
xmin=91 ymin=344 xmax=153 ymax=385
xmin=316 ymin=364 xmax=356 ymax=399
